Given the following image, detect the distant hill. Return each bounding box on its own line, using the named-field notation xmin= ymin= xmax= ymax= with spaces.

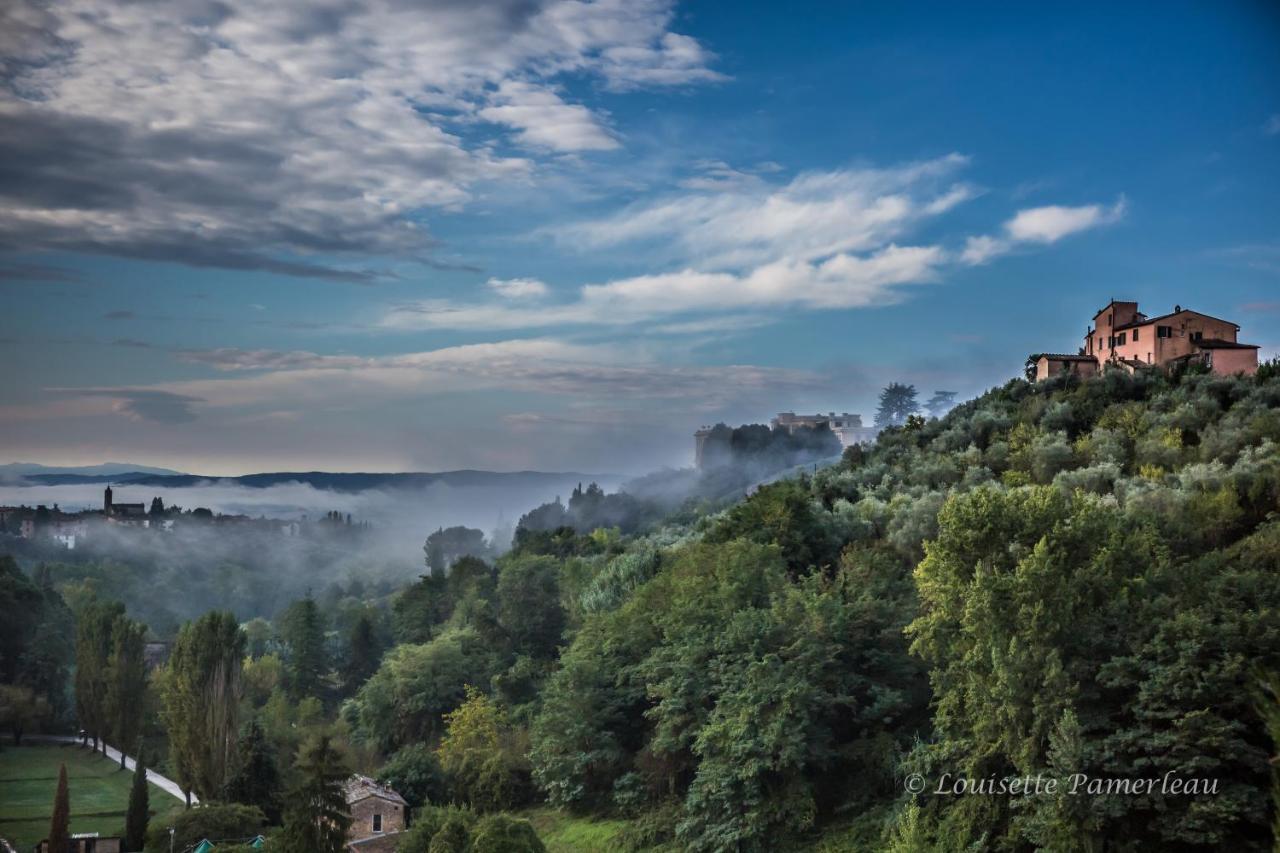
xmin=0 ymin=462 xmax=186 ymax=482
xmin=16 ymin=469 xmax=622 ymax=492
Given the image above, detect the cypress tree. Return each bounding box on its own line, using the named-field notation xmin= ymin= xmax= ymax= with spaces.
xmin=282 ymin=596 xmax=327 ymax=700
xmin=342 ymin=613 xmax=382 ymax=695
xmin=49 ymin=762 xmax=70 ymax=853
xmin=225 ymin=720 xmax=282 ymax=823
xmin=125 ymin=751 xmax=149 ymax=851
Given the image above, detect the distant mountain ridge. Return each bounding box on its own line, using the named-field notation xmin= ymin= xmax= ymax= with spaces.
xmin=14 ymin=469 xmax=623 ymax=493
xmin=0 ymin=462 xmax=186 ymax=481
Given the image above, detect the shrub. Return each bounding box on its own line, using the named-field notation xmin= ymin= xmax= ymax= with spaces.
xmin=468 ymin=814 xmax=546 ymax=853
xmin=144 ymin=803 xmax=266 ymax=853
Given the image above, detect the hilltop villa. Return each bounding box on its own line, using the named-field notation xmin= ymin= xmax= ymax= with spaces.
xmin=1033 ymin=300 xmax=1259 ymax=380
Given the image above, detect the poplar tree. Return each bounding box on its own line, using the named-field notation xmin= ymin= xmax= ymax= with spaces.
xmin=108 ymin=615 xmax=148 ymax=768
xmin=161 ymin=611 xmax=246 ymax=802
xmin=49 ymin=762 xmax=70 ymax=853
xmin=278 ymin=734 xmax=352 ymax=853
xmin=125 ymin=751 xmax=149 ymax=851
xmin=74 ymin=600 xmax=125 ymax=753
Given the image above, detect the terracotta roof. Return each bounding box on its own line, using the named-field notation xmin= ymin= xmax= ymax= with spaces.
xmin=1114 ymin=307 xmax=1240 ymax=332
xmin=1194 ymin=338 xmax=1259 ymax=350
xmin=344 ymin=774 xmax=408 ymax=806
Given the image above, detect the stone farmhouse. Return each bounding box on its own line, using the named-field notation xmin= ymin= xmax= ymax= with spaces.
xmin=1033 ymin=300 xmax=1260 ymax=380
xmin=344 ymin=774 xmax=408 ymax=853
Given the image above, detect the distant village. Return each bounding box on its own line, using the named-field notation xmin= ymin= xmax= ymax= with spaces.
xmin=0 ymin=484 xmax=369 ymax=550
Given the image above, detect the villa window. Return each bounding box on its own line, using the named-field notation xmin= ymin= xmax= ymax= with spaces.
xmin=1133 ymin=328 xmax=1140 ymax=341
xmin=1191 ymin=331 xmax=1203 ymax=342
xmin=374 ymin=814 xmax=383 ymax=833
xmin=1157 ymin=326 xmax=1172 ymax=338
xmin=1118 ymin=332 xmax=1126 ymax=345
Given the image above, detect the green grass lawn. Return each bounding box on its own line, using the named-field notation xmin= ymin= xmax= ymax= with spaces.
xmin=0 ymin=744 xmax=183 ymax=851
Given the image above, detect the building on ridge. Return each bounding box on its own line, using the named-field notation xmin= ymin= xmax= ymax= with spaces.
xmin=1032 ymin=300 xmax=1259 ymax=380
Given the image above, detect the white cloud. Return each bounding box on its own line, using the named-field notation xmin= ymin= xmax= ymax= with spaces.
xmin=0 ymin=0 xmax=720 ymax=276
xmin=487 ymin=277 xmax=551 ymax=299
xmin=960 ymin=235 xmax=1007 ymax=266
xmin=961 ymin=197 xmax=1126 ymax=266
xmin=552 ymin=153 xmax=974 ymax=269
xmin=1004 ymin=198 xmax=1127 ymax=244
xmin=383 ymin=244 xmax=946 ymax=330
xmin=478 ymin=81 xmax=620 ymax=151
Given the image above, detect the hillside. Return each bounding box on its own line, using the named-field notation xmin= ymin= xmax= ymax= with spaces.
xmin=6 ymin=364 xmax=1279 ymax=853
xmin=456 ymin=364 xmax=1278 ymax=851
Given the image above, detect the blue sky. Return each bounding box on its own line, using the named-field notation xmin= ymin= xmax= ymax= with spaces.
xmin=2 ymin=0 xmax=1278 ymax=475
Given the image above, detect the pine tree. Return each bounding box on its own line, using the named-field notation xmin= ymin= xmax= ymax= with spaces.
xmin=278 ymin=734 xmax=352 ymax=853
xmin=924 ymin=389 xmax=958 ymax=418
xmin=49 ymin=762 xmax=70 ymax=853
xmin=125 ymin=751 xmax=149 ymax=851
xmin=874 ymin=382 xmax=919 ymax=427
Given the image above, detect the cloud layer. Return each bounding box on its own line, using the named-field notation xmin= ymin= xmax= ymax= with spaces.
xmin=382 ymin=156 xmax=1124 ymax=331
xmin=0 ymin=0 xmax=721 ymax=278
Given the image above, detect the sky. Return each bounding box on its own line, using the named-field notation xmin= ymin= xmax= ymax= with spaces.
xmin=2 ymin=0 xmax=1279 ymax=476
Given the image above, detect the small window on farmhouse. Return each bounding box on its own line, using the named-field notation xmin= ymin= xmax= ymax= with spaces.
xmin=1118 ymin=332 xmax=1126 ymax=345
xmin=374 ymin=813 xmax=382 ymax=833
xmin=1191 ymin=331 xmax=1203 ymax=342
xmin=1157 ymin=326 xmax=1172 ymax=338
xmin=1133 ymin=328 xmax=1139 ymax=341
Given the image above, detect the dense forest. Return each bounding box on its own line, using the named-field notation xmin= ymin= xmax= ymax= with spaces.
xmin=3 ymin=362 xmax=1280 ymax=851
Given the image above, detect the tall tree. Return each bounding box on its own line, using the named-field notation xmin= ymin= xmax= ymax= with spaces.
xmin=924 ymin=389 xmax=958 ymax=418
xmin=425 ymin=526 xmax=490 ymax=575
xmin=74 ymin=599 xmax=125 ymax=753
xmin=108 ymin=615 xmax=148 ymax=768
xmin=161 ymin=611 xmax=246 ymax=803
xmin=278 ymin=734 xmax=352 ymax=853
xmin=125 ymin=752 xmax=149 ymax=851
xmin=224 ymin=719 xmax=282 ymax=823
xmin=49 ymin=762 xmax=70 ymax=853
xmin=874 ymin=382 xmax=919 ymax=427
xmin=281 ymin=596 xmax=327 ymax=700
xmin=342 ymin=613 xmax=382 ymax=696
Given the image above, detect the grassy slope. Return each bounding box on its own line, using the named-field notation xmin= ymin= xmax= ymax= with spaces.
xmin=0 ymin=744 xmax=182 ymax=850
xmin=519 ymin=807 xmax=636 ymax=853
